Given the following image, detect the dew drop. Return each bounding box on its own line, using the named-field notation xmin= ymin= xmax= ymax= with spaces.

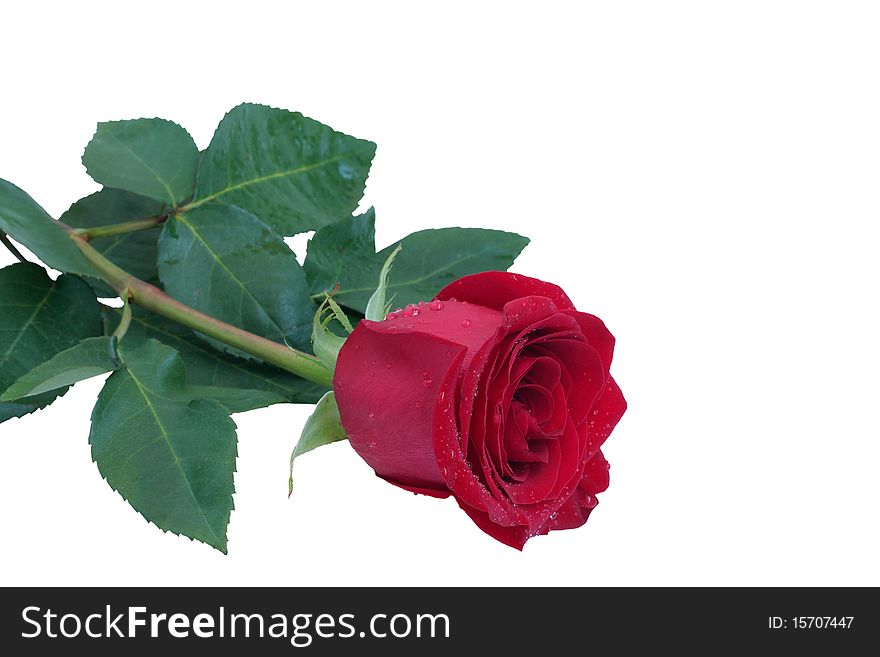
xmin=461 ymin=319 xmax=472 ymax=328
xmin=385 ymin=312 xmax=399 ymax=320
xmin=549 ymin=511 xmax=558 ymax=520
xmin=338 ymin=162 xmax=354 ymax=179
xmin=422 ymin=378 xmax=433 ymax=387
xmin=415 ymin=400 xmax=423 ymax=408
xmin=385 ymin=362 xmax=393 ymax=369
xmin=368 ymin=440 xmax=377 ymax=448
xmin=368 ymin=412 xmax=375 ymax=419
xmin=429 ymin=300 xmax=444 ymax=311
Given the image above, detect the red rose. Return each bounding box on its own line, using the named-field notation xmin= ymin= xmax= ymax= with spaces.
xmin=334 ymin=271 xmax=626 ymax=549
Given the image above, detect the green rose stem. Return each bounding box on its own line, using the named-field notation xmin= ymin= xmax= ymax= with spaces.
xmin=67 ymin=228 xmax=334 ymax=388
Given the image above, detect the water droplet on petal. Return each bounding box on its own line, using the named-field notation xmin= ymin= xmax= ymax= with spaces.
xmin=385 ymin=362 xmax=393 ymax=369
xmin=423 ymin=378 xmax=433 ymax=387
xmin=415 ymin=400 xmax=423 ymax=408
xmin=461 ymin=319 xmax=472 ymax=328
xmin=429 ymin=300 xmax=444 ymax=311
xmin=368 ymin=440 xmax=377 ymax=448
xmin=368 ymin=412 xmax=375 ymax=419
xmin=549 ymin=511 xmax=558 ymax=520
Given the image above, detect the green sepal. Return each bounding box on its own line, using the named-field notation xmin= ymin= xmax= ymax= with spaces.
xmin=288 ymin=391 xmax=346 ymax=496
xmin=311 ymin=295 xmax=353 ymax=372
xmin=364 ymin=244 xmax=402 ymax=321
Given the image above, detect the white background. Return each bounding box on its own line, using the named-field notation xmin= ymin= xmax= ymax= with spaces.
xmin=1 ymin=1 xmax=878 ymax=586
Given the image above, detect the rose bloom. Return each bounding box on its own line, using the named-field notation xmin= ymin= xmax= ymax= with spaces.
xmin=334 ymin=272 xmax=626 ymax=548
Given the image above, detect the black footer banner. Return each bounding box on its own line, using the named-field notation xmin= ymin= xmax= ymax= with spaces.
xmin=0 ymin=587 xmax=874 ymax=653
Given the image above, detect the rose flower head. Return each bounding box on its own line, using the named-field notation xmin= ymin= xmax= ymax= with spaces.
xmin=334 ymin=271 xmax=626 ymax=549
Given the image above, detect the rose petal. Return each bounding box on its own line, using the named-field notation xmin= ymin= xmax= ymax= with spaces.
xmin=546 ymin=487 xmax=600 ymax=532
xmin=521 ymin=356 xmax=562 ymax=393
xmin=335 ymin=324 xmax=467 ymax=493
xmin=580 ymin=449 xmax=611 ymax=496
xmin=544 ymin=382 xmax=569 ymax=435
xmin=585 ymin=376 xmax=627 ymax=457
xmin=436 ymin=271 xmax=575 ymax=312
xmin=501 ymin=295 xmax=559 ymax=332
xmin=503 ymin=404 xmax=547 ymax=464
xmin=533 ymin=340 xmax=605 ymax=424
xmin=561 ymin=310 xmax=616 ymax=375
xmin=500 ymin=437 xmax=562 ymax=504
xmin=386 ymin=480 xmax=452 ymax=499
xmin=456 ymin=499 xmax=531 ymax=550
xmin=367 ymin=300 xmax=502 ymax=360
xmin=516 ymin=384 xmax=553 ymax=425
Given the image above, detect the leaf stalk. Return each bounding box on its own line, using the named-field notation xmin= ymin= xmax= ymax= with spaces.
xmin=0 ymin=231 xmax=29 ymax=263
xmin=73 ymin=215 xmax=167 ymax=240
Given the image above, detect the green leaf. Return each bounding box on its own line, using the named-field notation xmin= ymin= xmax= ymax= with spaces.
xmin=103 ymin=307 xmax=326 ymax=411
xmin=184 ymin=386 xmax=285 ymax=415
xmin=1 ymin=336 xmax=120 ymax=400
xmin=0 ymin=179 xmax=98 ymax=277
xmin=158 ymin=205 xmax=315 ymax=354
xmin=191 ymin=103 xmax=376 ymax=235
xmin=288 ymin=391 xmax=346 ymax=496
xmin=60 ymin=189 xmax=165 ymax=297
xmin=82 ymin=119 xmax=199 ymax=205
xmin=304 ymin=208 xmax=376 ymax=296
xmin=90 ymin=340 xmax=237 ymax=552
xmin=0 ymin=396 xmax=60 ymax=424
xmin=0 ymin=263 xmax=102 ymax=423
xmin=365 ymin=244 xmax=402 ymax=321
xmin=310 ymin=227 xmax=530 ymax=313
